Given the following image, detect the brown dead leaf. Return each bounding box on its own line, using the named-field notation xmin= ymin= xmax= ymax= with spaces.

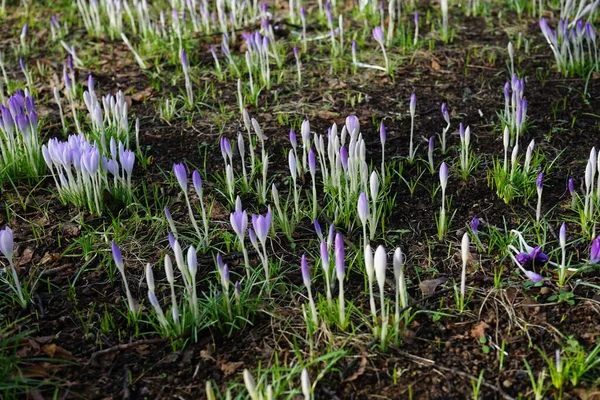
xmin=470 ymin=321 xmax=490 ymax=340
xmin=342 ymin=346 xmax=367 ymax=383
xmin=219 ymin=361 xmax=244 ymax=377
xmin=62 ymin=223 xmax=81 ymax=237
xmin=431 ymin=59 xmax=441 ymax=71
xmin=315 ymin=110 xmax=339 ymax=120
xmin=419 ymin=277 xmax=448 ymax=297
xmin=131 ymin=86 xmax=154 ymax=103
xmin=16 ymin=248 xmax=34 ymax=268
xmin=17 ymin=337 xmax=41 ymax=358
xmin=40 ymin=252 xmax=61 ymax=266
xmin=41 ymin=344 xmax=73 ymax=360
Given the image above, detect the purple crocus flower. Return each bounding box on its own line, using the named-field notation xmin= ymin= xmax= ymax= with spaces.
xmin=0 ymin=226 xmax=14 ymax=263
xmin=568 ymin=178 xmax=575 ymax=194
xmin=192 ymin=170 xmax=202 ymax=195
xmin=111 ymin=241 xmax=124 ymax=270
xmin=536 ymin=172 xmax=544 ymax=189
xmin=300 ymin=254 xmax=311 ymax=287
xmin=308 ymin=148 xmax=316 ymax=175
xmin=345 ymin=115 xmax=359 ymax=136
xmin=590 ymin=236 xmax=600 ymax=264
xmin=173 ymin=163 xmax=187 ymax=192
xmin=230 ymin=209 xmax=248 ymax=238
xmin=470 ymin=216 xmax=480 ymax=236
xmin=314 ymin=219 xmax=323 ymax=241
xmin=339 ymin=146 xmax=348 ymax=171
xmin=180 ymin=49 xmax=189 ymax=71
xmin=121 ymin=151 xmax=135 ymax=176
xmin=429 ymin=136 xmax=435 ymax=151
xmin=357 ymin=192 xmax=369 ymax=224
xmin=335 ymin=233 xmax=345 ymax=279
xmin=372 ymin=26 xmax=384 ymax=45
xmin=525 ymin=270 xmax=543 ymax=283
xmin=409 ymin=94 xmax=417 ymax=116
xmin=516 ymin=246 xmax=549 ymax=266
xmin=289 ymin=129 xmax=297 ymax=149
xmin=220 ymin=137 xmax=232 ymax=160
xmin=168 ymin=232 xmax=176 ymax=248
xmin=439 ymin=162 xmax=449 ymax=190
xmin=252 ymin=212 xmax=271 ymax=244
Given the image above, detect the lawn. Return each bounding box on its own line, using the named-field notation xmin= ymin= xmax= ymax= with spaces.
xmin=1 ymin=0 xmax=600 ymax=398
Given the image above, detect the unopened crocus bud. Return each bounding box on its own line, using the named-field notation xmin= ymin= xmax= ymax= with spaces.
xmin=374 ymin=245 xmax=386 ymax=293
xmin=380 ymin=123 xmax=386 ymax=145
xmin=365 ymin=244 xmax=374 ymax=281
xmin=559 ymin=223 xmax=567 ymax=248
xmin=146 ymin=263 xmax=155 ymax=292
xmin=192 ymin=170 xmax=202 ymax=195
xmin=167 ymin=232 xmax=176 ymax=249
xmin=221 ymin=264 xmax=230 ymax=289
xmin=503 ymin=126 xmax=510 ymax=150
xmin=439 ymin=162 xmax=449 ymax=191
xmin=300 ymin=254 xmax=311 ymax=287
xmin=470 ymin=216 xmax=480 ymax=236
xmin=164 ymin=254 xmax=174 ymax=283
xmin=289 ymin=129 xmax=297 ymax=149
xmin=345 ymin=115 xmax=359 ymax=136
xmin=429 ymin=136 xmax=434 ymax=151
xmin=220 ymin=136 xmax=232 ymax=161
xmin=568 ymin=178 xmax=575 ymax=194
xmin=508 ymin=42 xmax=514 ymax=60
xmin=461 ymin=232 xmax=469 ymax=266
xmin=308 ymin=148 xmax=316 ymax=175
xmin=187 ymin=246 xmax=197 ymax=275
xmin=301 ymin=368 xmax=310 ymax=399
xmin=180 ymin=49 xmax=189 ymax=71
xmin=536 ymin=172 xmax=544 ymax=190
xmin=335 ymin=233 xmax=345 ymax=280
xmin=504 ymin=82 xmax=510 ymax=101
xmin=370 ymin=171 xmax=380 ymax=200
xmin=372 ymin=26 xmax=384 ymax=45
xmin=524 ymin=139 xmax=535 ymax=172
xmin=441 ymin=103 xmax=450 ymax=125
xmin=314 ymin=219 xmax=323 ymax=240
xmin=358 ymin=192 xmax=369 ymax=224
xmin=0 ymin=226 xmax=14 ymax=263
xmin=409 ymin=94 xmax=416 ymax=117
xmin=111 ymin=241 xmax=124 ymax=272
xmin=414 ymin=11 xmax=419 ymax=25
xmin=288 ymin=150 xmax=297 ymax=180
xmin=173 ymin=163 xmax=187 ymax=192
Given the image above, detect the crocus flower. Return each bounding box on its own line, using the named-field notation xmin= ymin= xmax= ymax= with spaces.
xmin=192 ymin=170 xmax=202 ymax=195
xmin=516 ymin=246 xmax=549 ymax=266
xmin=357 ymin=192 xmax=369 ymax=225
xmin=372 ymin=26 xmax=384 ymax=45
xmin=439 ymin=162 xmax=449 ymax=191
xmin=0 ymin=226 xmax=14 ymax=263
xmin=470 ymin=216 xmax=480 ymax=237
xmin=314 ymin=219 xmax=323 ymax=241
xmin=173 ymin=163 xmax=187 ymax=192
xmin=335 ymin=233 xmax=345 ymax=279
xmin=409 ymin=94 xmax=417 ymax=117
xmin=300 ymin=254 xmax=311 ymax=287
xmin=230 ymin=209 xmax=248 ymax=238
xmin=380 ymin=123 xmax=386 ymax=145
xmin=111 ymin=241 xmax=124 ymax=272
xmin=590 ymin=236 xmax=600 ymax=264
xmin=289 ymin=129 xmax=297 ymax=149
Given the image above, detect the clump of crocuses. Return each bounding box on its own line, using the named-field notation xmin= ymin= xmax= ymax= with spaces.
xmin=0 ymin=91 xmax=45 ymax=180
xmin=43 ymin=135 xmax=135 ymax=214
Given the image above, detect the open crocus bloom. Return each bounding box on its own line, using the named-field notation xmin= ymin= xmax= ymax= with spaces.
xmin=507 ymin=230 xmax=549 ymax=283
xmin=509 ymin=230 xmax=549 ymax=267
